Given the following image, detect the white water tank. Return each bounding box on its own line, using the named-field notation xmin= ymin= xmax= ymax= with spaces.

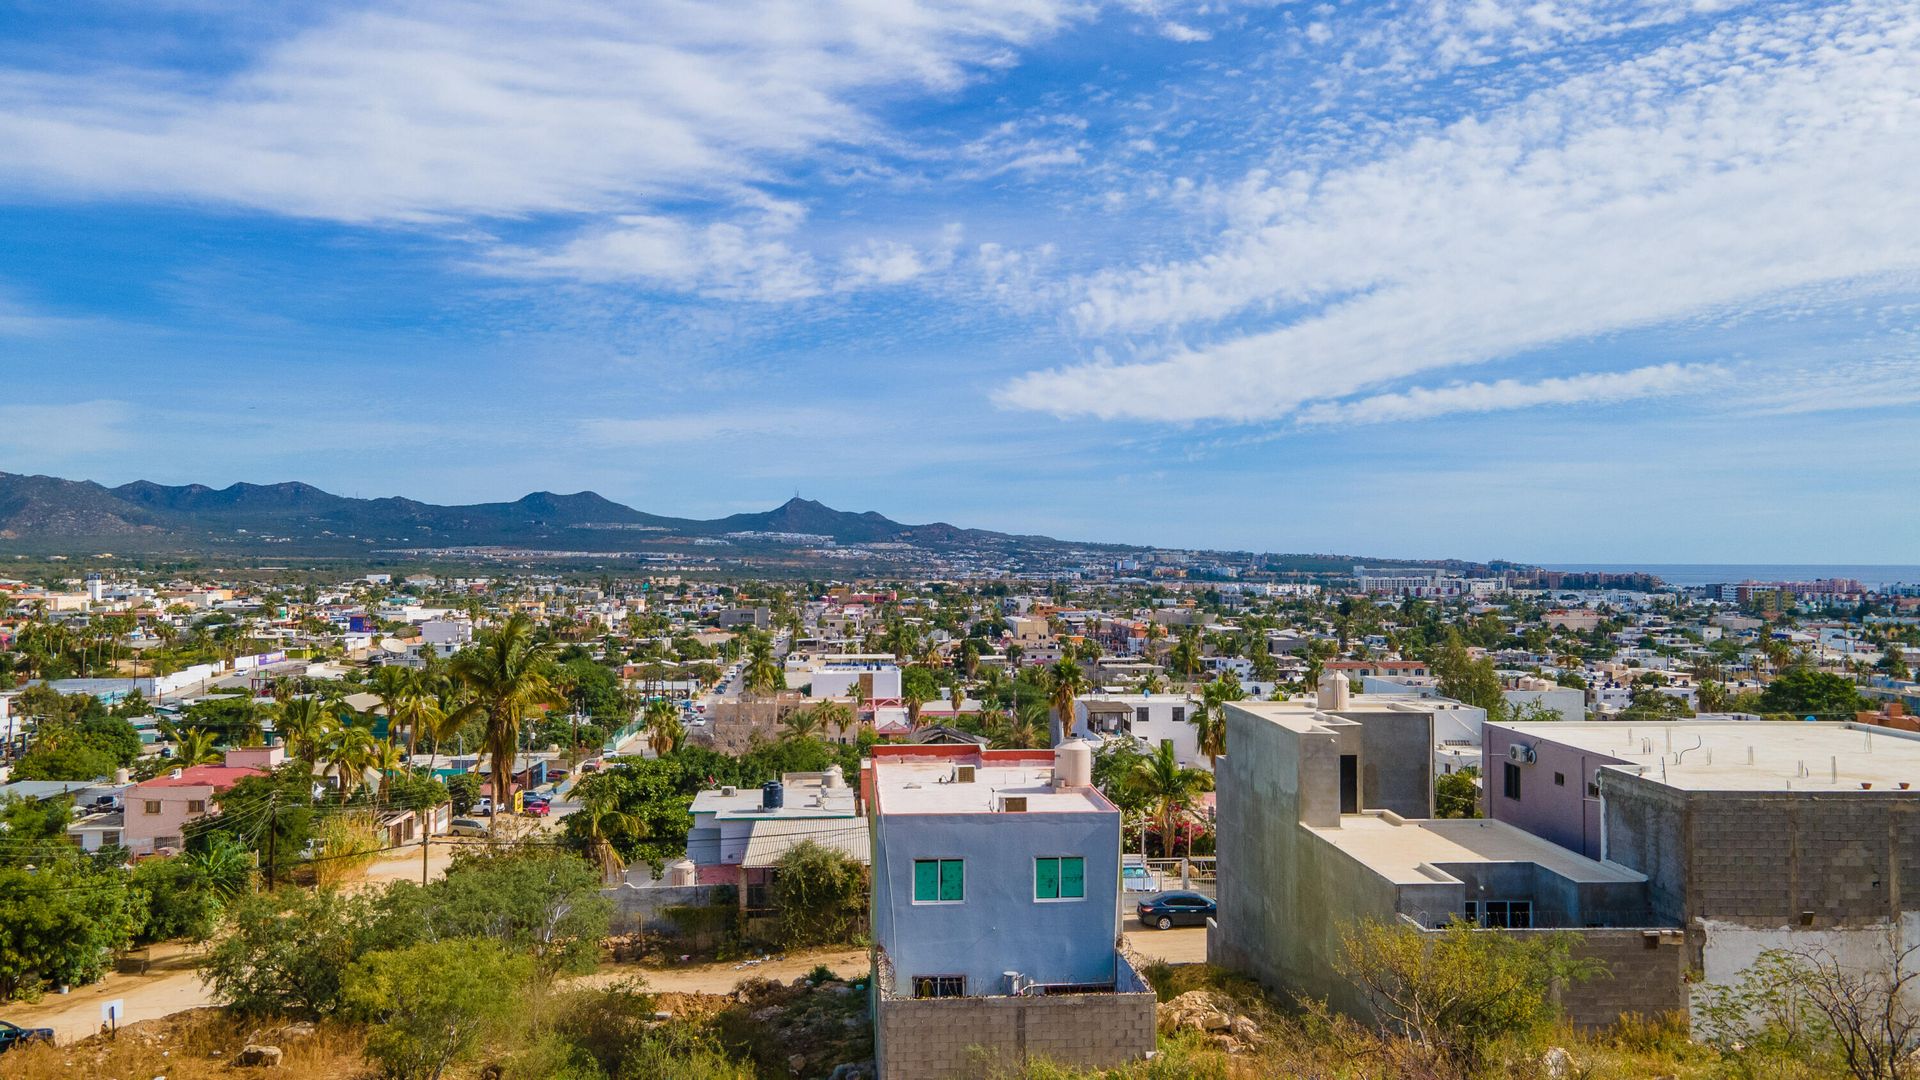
xmin=1054 ymin=739 xmax=1093 ymax=789
xmin=664 ymin=858 xmax=697 ymax=887
xmin=823 ymin=764 xmax=845 ymax=790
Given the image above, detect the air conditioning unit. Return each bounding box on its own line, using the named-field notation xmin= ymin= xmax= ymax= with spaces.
xmin=955 ymin=765 xmax=976 ymax=784
xmin=1000 ymin=796 xmax=1027 ymax=812
xmin=1507 ymin=744 xmax=1537 ymax=764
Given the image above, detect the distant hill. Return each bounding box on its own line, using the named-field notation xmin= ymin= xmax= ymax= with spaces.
xmin=0 ymin=473 xmax=1043 ymax=555
xmin=0 ymin=472 xmax=1515 ymax=575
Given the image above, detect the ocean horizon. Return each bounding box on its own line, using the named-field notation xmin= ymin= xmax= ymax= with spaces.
xmin=1542 ymin=564 xmax=1920 ymax=589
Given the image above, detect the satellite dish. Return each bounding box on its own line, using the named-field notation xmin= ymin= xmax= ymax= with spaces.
xmin=380 ymin=637 xmax=410 ymax=653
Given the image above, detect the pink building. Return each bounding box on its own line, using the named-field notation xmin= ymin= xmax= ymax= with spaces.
xmin=125 ymin=745 xmax=282 ymax=854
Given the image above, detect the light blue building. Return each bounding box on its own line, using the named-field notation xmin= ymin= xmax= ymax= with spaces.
xmin=866 ymin=742 xmax=1155 ymax=1079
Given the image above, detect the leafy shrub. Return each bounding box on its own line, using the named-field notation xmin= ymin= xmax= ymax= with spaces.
xmin=768 ymin=840 xmax=867 ymax=948
xmin=343 ymin=937 xmax=532 ymax=1080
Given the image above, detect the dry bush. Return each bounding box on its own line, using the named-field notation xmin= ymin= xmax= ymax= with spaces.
xmin=1 ymin=1008 xmax=368 ymax=1080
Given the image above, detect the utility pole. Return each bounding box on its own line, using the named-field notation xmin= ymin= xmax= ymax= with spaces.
xmin=264 ymin=794 xmax=277 ymax=891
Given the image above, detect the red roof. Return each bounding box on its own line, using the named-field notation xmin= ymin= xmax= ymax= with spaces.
xmin=135 ymin=764 xmax=266 ymax=791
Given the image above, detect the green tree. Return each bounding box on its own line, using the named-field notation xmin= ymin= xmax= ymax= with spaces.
xmin=343 ymin=937 xmax=532 ymax=1080
xmin=449 ymin=614 xmax=567 ymax=809
xmin=901 ymin=664 xmax=940 ymax=728
xmin=202 ymin=887 xmax=381 ymax=1017
xmin=1047 ymin=658 xmax=1090 ymax=740
xmin=1759 ymin=668 xmax=1868 ymax=718
xmin=130 ymin=854 xmax=223 ymax=943
xmin=1195 ymin=674 xmax=1245 ymax=769
xmin=769 ymin=840 xmax=868 ymax=948
xmin=1127 ymin=742 xmax=1213 ymax=857
xmin=445 ymin=773 xmax=481 ymax=816
xmin=644 ymin=698 xmax=684 ymax=757
xmin=1337 ymin=919 xmax=1597 ymax=1073
xmin=1431 ymin=631 xmax=1506 ymax=718
xmin=0 ymin=852 xmax=137 ymax=999
xmin=1435 ymin=767 xmax=1481 ymax=819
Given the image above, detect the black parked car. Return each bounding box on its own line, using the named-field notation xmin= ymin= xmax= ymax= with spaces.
xmin=0 ymin=1019 xmax=54 ymax=1053
xmin=1136 ymin=891 xmax=1216 ymax=930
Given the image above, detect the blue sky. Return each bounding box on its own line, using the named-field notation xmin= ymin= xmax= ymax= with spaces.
xmin=2 ymin=0 xmax=1917 ymax=564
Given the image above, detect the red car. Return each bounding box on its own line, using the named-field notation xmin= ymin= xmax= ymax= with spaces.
xmin=521 ymin=799 xmax=550 ymax=817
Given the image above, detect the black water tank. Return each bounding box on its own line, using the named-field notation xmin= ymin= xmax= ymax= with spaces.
xmin=762 ymin=781 xmax=784 ymax=810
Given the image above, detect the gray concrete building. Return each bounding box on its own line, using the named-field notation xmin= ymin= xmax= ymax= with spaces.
xmin=1209 ymin=681 xmax=1688 ymax=1026
xmin=1489 ymin=720 xmax=1920 ymax=1013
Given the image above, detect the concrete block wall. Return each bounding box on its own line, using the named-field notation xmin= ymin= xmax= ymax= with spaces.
xmin=1533 ymin=928 xmax=1690 ymax=1028
xmin=601 ymin=883 xmax=718 ymax=934
xmin=874 ymin=989 xmax=1156 ymax=1080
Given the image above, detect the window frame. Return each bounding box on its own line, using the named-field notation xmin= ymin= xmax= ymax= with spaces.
xmin=911 ymin=974 xmax=966 ymax=999
xmin=1034 ymin=855 xmax=1087 ymax=902
xmin=912 ymin=858 xmax=965 ymax=905
xmin=1502 ymin=761 xmax=1522 ymax=800
xmin=143 ymin=800 xmax=162 ymax=815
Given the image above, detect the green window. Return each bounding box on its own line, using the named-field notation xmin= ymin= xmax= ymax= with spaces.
xmin=1035 ymin=856 xmax=1085 ymax=900
xmin=914 ymin=859 xmax=964 ymax=903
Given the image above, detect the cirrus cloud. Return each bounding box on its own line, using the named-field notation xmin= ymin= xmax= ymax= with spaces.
xmin=1001 ymin=0 xmax=1920 ymax=423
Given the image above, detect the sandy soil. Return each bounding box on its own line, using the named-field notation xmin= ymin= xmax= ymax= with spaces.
xmin=7 ymin=943 xmax=214 ymax=1044
xmin=6 ymin=909 xmax=1207 ymax=1044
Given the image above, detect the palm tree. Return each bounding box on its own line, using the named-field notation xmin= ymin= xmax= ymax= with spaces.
xmin=1047 ymin=658 xmax=1089 ymax=739
xmin=743 ymin=638 xmax=783 ymax=699
xmin=368 ymin=738 xmax=408 ymax=795
xmin=813 ymin=699 xmax=856 ymax=743
xmin=449 ymin=613 xmax=567 ymax=810
xmin=1195 ymin=674 xmax=1245 ymax=769
xmin=274 ymin=695 xmax=335 ymax=763
xmin=1169 ymin=630 xmax=1203 ymax=686
xmin=948 ymin=684 xmax=966 ymax=719
xmin=172 ymin=727 xmax=224 ymax=767
xmin=1128 ymin=743 xmax=1214 ymax=857
xmin=370 ymin=664 xmax=412 ymax=741
xmin=992 ymin=701 xmax=1049 ymax=749
xmin=388 ymin=670 xmax=443 ymax=760
xmin=643 ymin=698 xmax=684 ymax=757
xmin=1144 ymin=621 xmax=1167 ymax=666
xmin=321 ymin=723 xmax=379 ymax=802
xmin=782 ymin=705 xmax=826 ymax=742
xmin=576 ymin=789 xmax=642 ymax=883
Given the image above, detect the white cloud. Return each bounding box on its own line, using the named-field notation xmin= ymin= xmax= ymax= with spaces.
xmin=0 ymin=0 xmax=1085 ymax=224
xmin=1002 ymin=0 xmax=1920 ymax=422
xmin=494 ymin=214 xmax=822 ymax=302
xmin=1295 ymin=363 xmax=1725 ymax=426
xmin=837 ymin=225 xmax=965 ymax=289
xmin=1158 ymin=21 xmax=1211 ymax=42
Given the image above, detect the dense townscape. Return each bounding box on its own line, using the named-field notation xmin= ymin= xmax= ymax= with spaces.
xmin=2 ymin=555 xmax=1918 ymax=1078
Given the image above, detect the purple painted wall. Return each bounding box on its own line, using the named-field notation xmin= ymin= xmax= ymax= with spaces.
xmin=1482 ymin=725 xmax=1631 ymax=860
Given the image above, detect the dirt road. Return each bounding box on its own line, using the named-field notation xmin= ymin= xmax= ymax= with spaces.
xmin=6 ymin=943 xmax=212 ymax=1044
xmin=7 ymin=918 xmax=1204 ymax=1043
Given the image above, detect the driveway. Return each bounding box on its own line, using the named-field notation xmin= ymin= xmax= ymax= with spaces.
xmin=1123 ymin=919 xmax=1209 ymax=964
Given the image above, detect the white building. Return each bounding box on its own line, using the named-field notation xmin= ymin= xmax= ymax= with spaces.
xmin=1069 ymin=694 xmax=1205 ymax=770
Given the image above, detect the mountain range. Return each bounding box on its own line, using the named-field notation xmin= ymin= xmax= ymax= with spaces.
xmin=0 ymin=471 xmax=1065 ymax=556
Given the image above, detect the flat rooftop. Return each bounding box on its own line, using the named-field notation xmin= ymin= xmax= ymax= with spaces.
xmin=691 ymin=772 xmax=858 ymax=820
xmin=1501 ymin=720 xmax=1920 ymax=792
xmin=1307 ymin=812 xmax=1645 ymax=886
xmin=873 ymin=752 xmax=1112 ymax=815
